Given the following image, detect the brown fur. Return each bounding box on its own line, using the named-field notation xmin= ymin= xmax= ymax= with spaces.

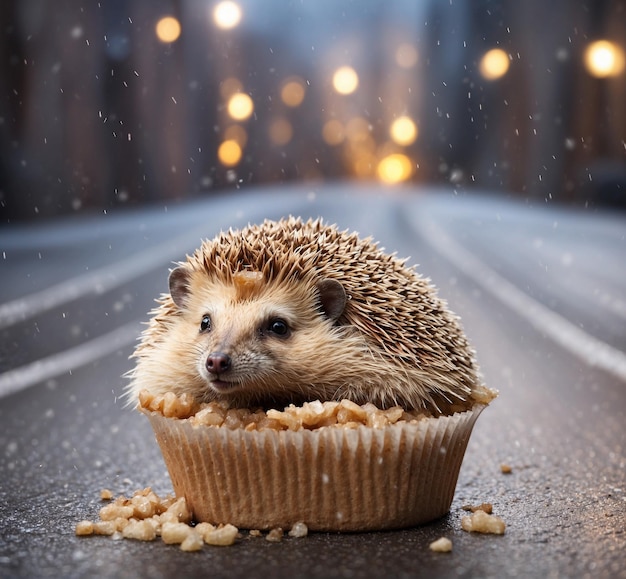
xmin=126 ymin=217 xmax=484 ymax=414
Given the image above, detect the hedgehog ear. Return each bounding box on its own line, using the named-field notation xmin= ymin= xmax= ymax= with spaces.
xmin=316 ymin=279 xmax=346 ymax=321
xmin=169 ymin=266 xmax=191 ymax=309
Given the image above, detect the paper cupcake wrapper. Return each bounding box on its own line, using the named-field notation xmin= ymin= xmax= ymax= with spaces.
xmin=145 ymin=404 xmax=485 ymax=532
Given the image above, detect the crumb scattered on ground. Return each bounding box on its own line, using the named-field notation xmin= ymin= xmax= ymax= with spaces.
xmin=461 ymin=510 xmax=506 ymax=535
xmin=429 ymin=537 xmax=453 ymax=552
xmin=288 ymin=521 xmax=308 ymax=538
xmin=75 ymin=487 xmax=238 ymax=549
xmin=461 ymin=503 xmax=493 ymax=514
xmin=266 ymin=528 xmax=284 ymax=542
xmin=76 ymin=488 xmax=311 ymax=549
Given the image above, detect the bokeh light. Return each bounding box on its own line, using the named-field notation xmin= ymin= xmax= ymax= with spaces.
xmin=332 ymin=66 xmax=359 ymax=95
xmin=155 ymin=17 xmax=181 ymax=43
xmin=377 ymin=153 xmax=413 ymax=184
xmin=353 ymin=153 xmax=377 ymax=178
xmin=268 ymin=117 xmax=293 ymax=146
xmin=227 ymin=93 xmax=254 ymax=121
xmin=213 ymin=1 xmax=242 ymax=29
xmin=479 ymin=48 xmax=510 ymax=80
xmin=218 ymin=139 xmax=242 ymax=166
xmin=345 ymin=117 xmax=371 ymax=143
xmin=220 ymin=77 xmax=243 ymax=99
xmin=322 ymin=120 xmax=345 ymax=146
xmin=280 ymin=78 xmax=306 ymax=107
xmin=390 ymin=116 xmax=418 ymax=146
xmin=224 ymin=125 xmax=248 ymax=147
xmin=584 ymin=40 xmax=625 ymax=78
xmin=395 ymin=43 xmax=418 ymax=68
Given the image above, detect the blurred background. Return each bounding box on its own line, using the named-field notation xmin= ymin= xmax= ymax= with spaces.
xmin=1 ymin=0 xmax=625 ymax=222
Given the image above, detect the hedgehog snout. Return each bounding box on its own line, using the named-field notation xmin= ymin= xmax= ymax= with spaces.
xmin=206 ymin=351 xmax=232 ymax=374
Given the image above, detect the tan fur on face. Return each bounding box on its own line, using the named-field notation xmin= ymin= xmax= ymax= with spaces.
xmin=127 ymin=217 xmax=485 ymax=414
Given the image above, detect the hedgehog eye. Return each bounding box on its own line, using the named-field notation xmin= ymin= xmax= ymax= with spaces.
xmin=200 ymin=315 xmax=211 ymax=333
xmin=267 ymin=318 xmax=290 ymax=337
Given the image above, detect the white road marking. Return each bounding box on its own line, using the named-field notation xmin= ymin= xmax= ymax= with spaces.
xmin=0 ymin=321 xmax=142 ymax=398
xmin=0 ymin=225 xmax=208 ymax=397
xmin=411 ymin=214 xmax=626 ymax=383
xmin=0 ymin=225 xmax=209 ymax=330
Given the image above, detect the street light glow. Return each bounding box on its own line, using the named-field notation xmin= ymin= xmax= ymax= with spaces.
xmin=333 ymin=66 xmax=359 ymax=95
xmin=377 ymin=154 xmax=413 ymax=184
xmin=213 ymin=1 xmax=242 ymax=30
xmin=479 ymin=48 xmax=510 ymax=80
xmin=218 ymin=139 xmax=242 ymax=166
xmin=155 ymin=17 xmax=181 ymax=43
xmin=584 ymin=40 xmax=625 ymax=77
xmin=227 ymin=93 xmax=254 ymax=121
xmin=390 ymin=116 xmax=418 ymax=146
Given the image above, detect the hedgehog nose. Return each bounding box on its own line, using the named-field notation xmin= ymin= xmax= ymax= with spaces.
xmin=206 ymin=352 xmax=232 ymax=374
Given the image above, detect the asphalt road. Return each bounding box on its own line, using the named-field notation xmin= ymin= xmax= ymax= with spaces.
xmin=1 ymin=184 xmax=625 ymax=579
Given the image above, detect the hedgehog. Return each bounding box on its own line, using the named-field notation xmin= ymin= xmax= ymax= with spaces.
xmin=126 ymin=217 xmax=485 ymax=415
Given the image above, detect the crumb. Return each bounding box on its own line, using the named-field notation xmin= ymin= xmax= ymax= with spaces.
xmin=74 ymin=488 xmax=239 ymax=548
xmin=99 ymin=503 xmax=134 ymax=521
xmin=500 ymin=463 xmax=513 ymax=474
xmin=100 ymin=489 xmax=113 ymax=501
xmin=461 ymin=503 xmax=493 ymax=514
xmin=204 ymin=524 xmax=239 ymax=546
xmin=93 ymin=521 xmax=116 ymax=536
xmin=266 ymin=528 xmax=284 ymax=542
xmin=288 ymin=521 xmax=308 ymax=538
xmin=75 ymin=520 xmax=94 ymax=536
xmin=139 ymin=390 xmax=429 ymax=430
xmin=461 ymin=510 xmax=506 ymax=534
xmin=180 ymin=531 xmax=203 ymax=552
xmin=249 ymin=529 xmax=262 ymax=537
xmin=161 ymin=522 xmax=192 ymax=545
xmin=121 ymin=520 xmax=157 ymax=541
xmin=194 ymin=522 xmax=216 ymax=540
xmin=429 ymin=537 xmax=452 ymax=552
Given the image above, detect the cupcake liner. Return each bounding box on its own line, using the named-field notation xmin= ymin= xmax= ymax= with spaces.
xmin=145 ymin=404 xmax=485 ymax=532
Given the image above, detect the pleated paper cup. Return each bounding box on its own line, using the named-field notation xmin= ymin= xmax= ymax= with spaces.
xmin=144 ymin=403 xmax=486 ymax=532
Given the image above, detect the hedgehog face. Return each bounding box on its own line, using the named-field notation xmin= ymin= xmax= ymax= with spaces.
xmin=167 ymin=266 xmax=348 ymax=405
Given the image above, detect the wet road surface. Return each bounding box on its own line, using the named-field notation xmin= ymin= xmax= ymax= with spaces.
xmin=1 ymin=184 xmax=625 ymax=578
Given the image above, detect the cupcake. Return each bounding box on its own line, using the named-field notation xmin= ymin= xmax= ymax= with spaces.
xmin=139 ymin=389 xmax=495 ymax=532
